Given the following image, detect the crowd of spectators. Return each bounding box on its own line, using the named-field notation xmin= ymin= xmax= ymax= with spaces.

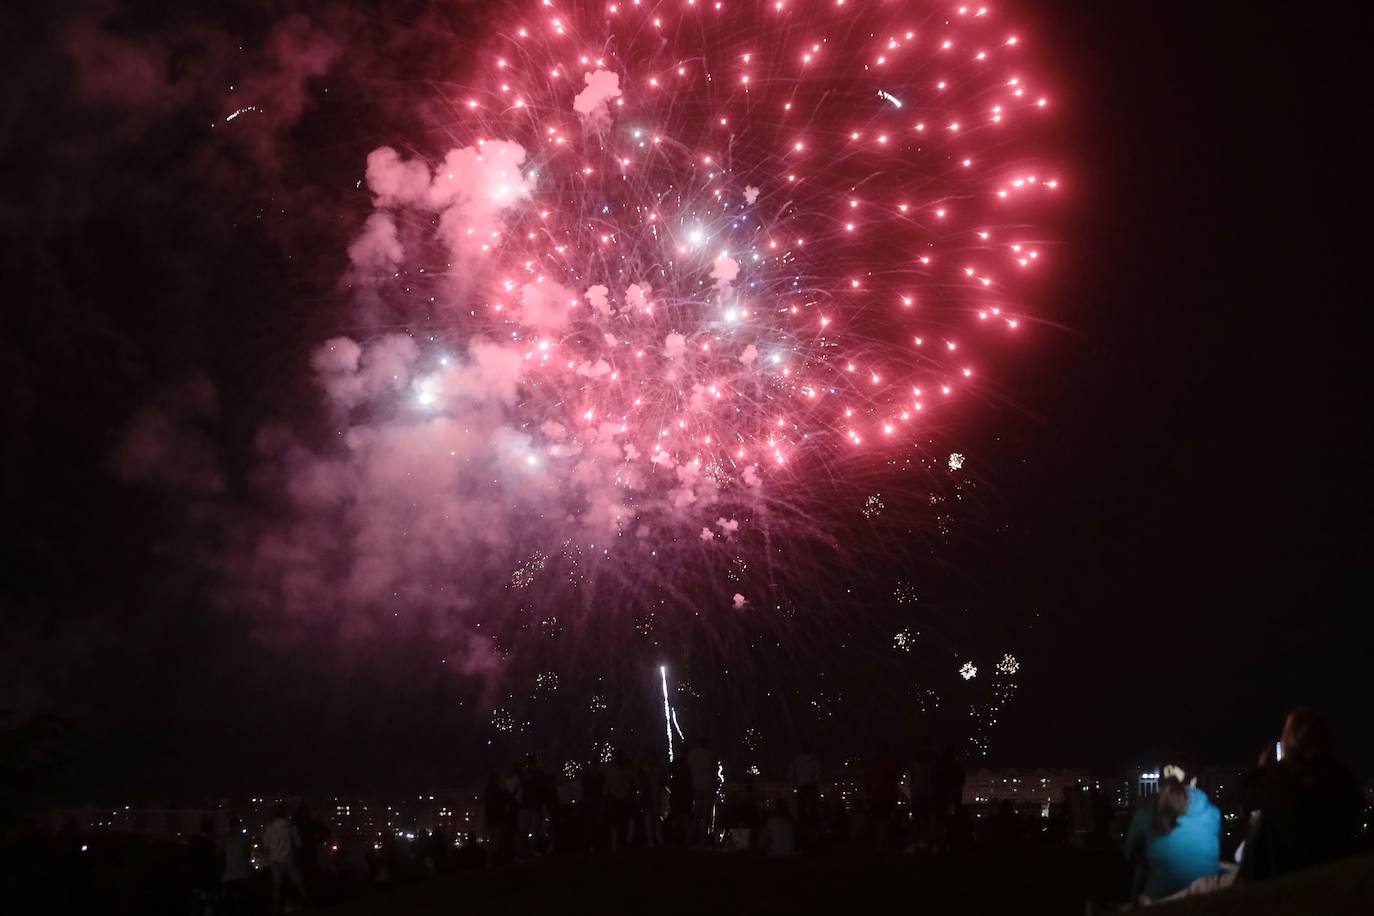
xmin=21 ymin=707 xmax=1367 ymax=914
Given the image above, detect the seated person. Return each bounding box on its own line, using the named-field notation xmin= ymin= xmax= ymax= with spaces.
xmin=761 ymin=798 xmax=797 ymax=857
xmin=1240 ymin=707 xmax=1362 ymax=882
xmin=1125 ymin=760 xmax=1221 ymax=900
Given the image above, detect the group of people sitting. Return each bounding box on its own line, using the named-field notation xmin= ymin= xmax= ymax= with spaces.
xmin=1110 ymin=707 xmax=1363 ymax=908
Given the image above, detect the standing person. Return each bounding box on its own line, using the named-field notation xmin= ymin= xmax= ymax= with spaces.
xmin=1124 ymin=759 xmax=1221 ymax=900
xmin=687 ymin=738 xmax=719 ymax=845
xmin=933 ymin=745 xmax=966 ymax=849
xmin=1240 ymin=708 xmax=1363 ymax=882
xmin=787 ymin=742 xmax=822 ymax=826
xmin=264 ymin=802 xmax=308 ymax=913
xmin=667 ymin=752 xmax=695 ymax=845
xmin=482 ymin=771 xmax=508 ymax=863
xmin=581 ymin=758 xmax=606 ymax=849
xmin=637 ymin=751 xmax=665 ymax=848
xmin=503 ymin=761 xmax=525 ymax=859
xmin=553 ymin=763 xmax=583 ymax=852
xmin=293 ymin=802 xmax=326 ymax=893
xmin=603 ymin=749 xmax=636 ymax=848
xmin=516 ymin=755 xmax=548 ymax=858
xmin=537 ymin=760 xmax=559 ymax=852
xmin=220 ymin=815 xmax=254 ymax=915
xmin=863 ymin=740 xmax=903 ymax=849
xmin=187 ymin=816 xmax=219 ymax=916
xmin=908 ymin=736 xmax=936 ymax=851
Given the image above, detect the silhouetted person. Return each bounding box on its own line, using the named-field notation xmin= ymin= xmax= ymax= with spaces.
xmin=220 ymin=814 xmax=253 ymax=915
xmin=1240 ymin=708 xmax=1362 ymax=882
xmin=723 ymin=780 xmax=763 ymax=847
xmin=293 ymin=801 xmax=326 ymax=890
xmin=581 ymin=758 xmax=606 ymax=848
xmin=863 ymin=740 xmax=902 ymax=848
xmin=762 ymin=798 xmax=798 ymax=856
xmin=264 ymin=801 xmax=308 ymax=913
xmin=457 ymin=832 xmax=484 ymax=869
xmin=687 ymin=738 xmax=719 ymax=844
xmin=986 ymin=799 xmax=1023 ymax=848
xmin=667 ymin=753 xmax=694 ymax=845
xmin=604 ymin=749 xmax=636 ymax=848
xmin=483 ymin=771 xmax=508 ymax=861
xmin=933 ymin=745 xmax=966 ymax=848
xmin=787 ymin=742 xmax=822 ymax=825
xmin=552 ymin=765 xmax=582 ymax=852
xmin=517 ymin=754 xmax=547 ymax=858
xmin=637 ymin=751 xmax=665 ymax=847
xmin=422 ymin=825 xmax=446 ymax=873
xmin=908 ymin=736 xmax=936 ymax=850
xmin=538 ymin=762 xmax=559 ymax=850
xmin=188 ymin=816 xmax=218 ymax=916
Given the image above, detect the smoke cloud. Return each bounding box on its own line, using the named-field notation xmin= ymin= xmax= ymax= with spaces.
xmin=711 ymin=254 xmax=740 ymax=297
xmin=347 ymin=212 xmax=405 ymax=271
xmin=518 ymin=280 xmax=576 ymax=332
xmin=585 ymin=284 xmax=611 ymax=317
xmin=625 ymin=283 xmax=650 ymax=311
xmin=572 ymin=69 xmax=622 ymax=127
xmin=663 ymin=332 xmax=687 ymax=361
xmin=110 ymin=376 xmax=224 ymax=497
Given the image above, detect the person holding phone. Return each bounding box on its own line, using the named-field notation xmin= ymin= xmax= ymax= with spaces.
xmin=1239 ymin=708 xmax=1363 ymax=882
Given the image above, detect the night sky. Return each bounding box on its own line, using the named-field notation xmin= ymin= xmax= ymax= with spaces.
xmin=3 ymin=0 xmax=1370 ymax=799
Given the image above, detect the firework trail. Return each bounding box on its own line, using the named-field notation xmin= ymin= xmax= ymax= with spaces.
xmin=261 ymin=0 xmax=1061 ymax=748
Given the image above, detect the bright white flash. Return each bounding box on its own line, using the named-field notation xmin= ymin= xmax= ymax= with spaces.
xmin=415 ymin=377 xmax=441 ymax=408
xmin=660 ymin=665 xmax=674 ymax=763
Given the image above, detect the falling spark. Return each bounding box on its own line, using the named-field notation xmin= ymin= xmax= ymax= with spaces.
xmin=877 ymin=89 xmax=904 ymax=108
xmin=660 ymin=664 xmax=675 ymax=762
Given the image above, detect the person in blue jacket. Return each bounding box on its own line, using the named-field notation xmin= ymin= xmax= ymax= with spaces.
xmin=1124 ymin=760 xmax=1222 ymax=900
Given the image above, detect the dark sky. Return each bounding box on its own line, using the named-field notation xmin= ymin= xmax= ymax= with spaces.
xmin=2 ymin=0 xmax=1370 ymax=800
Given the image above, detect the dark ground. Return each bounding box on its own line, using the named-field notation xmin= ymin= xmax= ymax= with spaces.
xmin=325 ymin=849 xmax=1374 ymax=916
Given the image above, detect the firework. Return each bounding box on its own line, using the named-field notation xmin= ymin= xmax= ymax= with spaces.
xmin=308 ymin=0 xmax=1059 ymax=745
xmin=346 ymin=0 xmax=1056 ymax=539
xmin=894 ymin=581 xmax=920 ymax=604
xmin=969 ymin=651 xmax=1020 ymax=754
xmin=491 ymin=706 xmax=516 ymax=732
